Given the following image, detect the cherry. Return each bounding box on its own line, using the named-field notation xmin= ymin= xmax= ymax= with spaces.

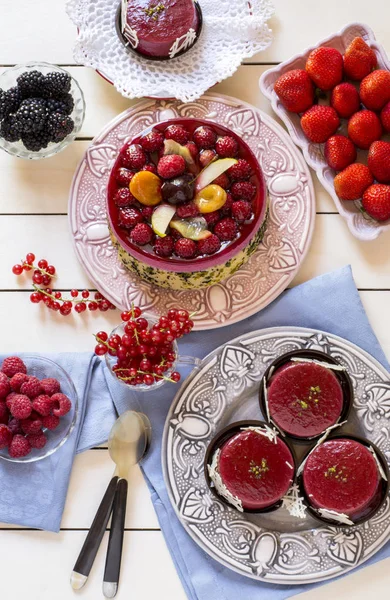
xmin=12 ymin=264 xmax=23 ymax=275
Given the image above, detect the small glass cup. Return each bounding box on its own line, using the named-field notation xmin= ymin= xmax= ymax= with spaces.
xmin=105 ymin=320 xmax=201 ymax=392
xmin=0 ymin=62 xmax=85 ymax=160
xmin=0 ymin=355 xmax=78 ymax=463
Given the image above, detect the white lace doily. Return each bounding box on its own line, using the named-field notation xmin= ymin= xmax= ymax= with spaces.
xmin=66 ymin=0 xmax=274 ymax=101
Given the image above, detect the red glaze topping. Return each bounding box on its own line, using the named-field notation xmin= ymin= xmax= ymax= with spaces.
xmin=303 ymin=439 xmax=380 ymax=518
xmin=267 ymin=361 xmax=343 ymax=438
xmin=218 ymin=429 xmax=294 ymax=510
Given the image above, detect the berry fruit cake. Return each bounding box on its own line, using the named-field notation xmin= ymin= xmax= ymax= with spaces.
xmin=119 ymin=0 xmax=202 ymax=60
xmin=107 ymin=118 xmax=267 ymax=290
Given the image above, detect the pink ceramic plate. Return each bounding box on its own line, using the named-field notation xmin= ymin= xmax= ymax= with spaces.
xmin=69 ymin=93 xmax=315 ymax=330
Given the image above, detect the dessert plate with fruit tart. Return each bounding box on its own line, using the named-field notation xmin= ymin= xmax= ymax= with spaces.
xmin=69 ymin=94 xmax=315 ymax=330
xmin=162 ymin=326 xmax=390 ymax=584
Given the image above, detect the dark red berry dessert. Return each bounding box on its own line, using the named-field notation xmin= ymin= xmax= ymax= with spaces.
xmin=107 ymin=118 xmax=267 ymax=289
xmin=206 ymin=422 xmax=295 ymax=512
xmin=118 ymin=0 xmax=202 ymax=60
xmin=301 ymin=437 xmax=388 ymax=524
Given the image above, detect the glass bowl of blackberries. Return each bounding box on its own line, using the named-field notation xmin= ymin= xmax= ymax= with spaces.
xmin=0 ymin=62 xmax=85 ymax=159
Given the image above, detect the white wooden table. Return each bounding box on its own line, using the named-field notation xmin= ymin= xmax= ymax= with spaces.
xmin=0 ymin=1 xmax=390 ymax=598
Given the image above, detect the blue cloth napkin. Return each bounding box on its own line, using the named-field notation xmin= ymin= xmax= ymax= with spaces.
xmin=107 ymin=265 xmax=390 ymax=600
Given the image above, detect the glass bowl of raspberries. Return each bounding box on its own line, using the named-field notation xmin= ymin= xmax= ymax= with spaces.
xmin=0 ymin=355 xmax=78 ymax=462
xmin=0 ymin=62 xmax=85 ymax=160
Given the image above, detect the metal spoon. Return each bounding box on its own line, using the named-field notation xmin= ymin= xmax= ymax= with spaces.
xmin=70 ymin=411 xmax=151 ymax=594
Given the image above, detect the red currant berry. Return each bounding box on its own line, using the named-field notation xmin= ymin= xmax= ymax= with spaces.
xmin=167 ymin=309 xmax=177 ymax=320
xmin=143 ymin=374 xmax=154 ymax=386
xmin=124 ymin=321 xmax=137 ymax=334
xmin=94 ymin=292 xmax=102 ymax=300
xmin=140 ymin=330 xmax=151 ymax=343
xmin=12 ymin=264 xmax=23 ymax=275
xmin=151 ymin=330 xmax=163 ymax=344
xmin=177 ymin=309 xmax=189 ymax=322
xmin=54 ymin=291 xmax=62 ymax=299
xmin=63 ymin=301 xmax=72 ymax=311
xmin=122 ymin=334 xmax=133 ymax=348
xmin=169 ymin=320 xmax=180 ymax=332
xmin=129 ymin=368 xmax=138 ymax=378
xmin=132 ymin=306 xmax=142 ymax=318
xmin=154 ymin=366 xmax=164 ymax=376
xmin=75 ymin=303 xmax=83 ymax=313
xmin=140 ymin=358 xmax=152 ymax=371
xmin=42 ymin=274 xmax=51 ymax=286
xmin=23 ymin=263 xmax=32 ymax=271
xmin=167 ymin=352 xmax=176 ymax=362
xmin=82 ymin=290 xmax=90 ymax=299
xmin=88 ymin=301 xmax=98 ymax=311
xmin=30 ymin=292 xmax=41 ymax=303
xmin=159 ymin=316 xmax=169 ymax=328
xmin=171 ymin=371 xmax=181 ymax=382
xmin=186 ymin=319 xmax=194 ymax=329
xmin=108 ymin=347 xmax=117 ymax=357
xmin=99 ymin=301 xmax=110 ymax=312
xmin=165 ymin=362 xmax=173 ymax=369
xmin=110 ymin=334 xmax=122 ymax=346
xmin=135 ymin=375 xmax=143 ymax=385
xmin=26 ymin=253 xmax=35 ymax=264
xmin=136 ymin=317 xmax=148 ymax=330
xmin=139 ymin=344 xmax=149 ymax=355
xmin=95 ymin=344 xmax=108 ymax=356
xmin=38 ymin=259 xmax=48 ymax=270
xmin=117 ymin=346 xmax=128 ymax=361
xmin=121 ymin=311 xmax=131 ymax=322
xmin=129 ymin=347 xmax=139 ymax=357
xmin=164 ymin=331 xmax=175 ymax=343
xmin=71 ymin=289 xmax=79 ymax=298
xmin=47 ymin=265 xmax=56 ymax=275
xmin=147 ymin=346 xmax=157 ymax=357
xmin=32 ymin=271 xmax=43 ymax=285
xmin=52 ymin=301 xmax=60 ymax=311
xmin=96 ymin=331 xmax=108 ymax=342
xmin=60 ymin=305 xmax=71 ymax=316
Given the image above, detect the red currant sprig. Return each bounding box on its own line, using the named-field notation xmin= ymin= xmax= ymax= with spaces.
xmin=12 ymin=253 xmax=56 ymax=287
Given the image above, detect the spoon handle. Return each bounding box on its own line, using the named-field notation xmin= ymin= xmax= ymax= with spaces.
xmin=70 ymin=475 xmax=119 ymax=590
xmin=103 ymin=478 xmax=128 ymax=599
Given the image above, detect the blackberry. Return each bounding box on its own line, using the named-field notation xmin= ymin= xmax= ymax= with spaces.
xmin=47 ymin=112 xmax=74 ymax=142
xmin=17 ymin=70 xmax=47 ymax=98
xmin=0 ymin=86 xmax=22 ymax=119
xmin=44 ymin=71 xmax=71 ymax=97
xmin=0 ymin=115 xmax=22 ymax=142
xmin=22 ymin=129 xmax=51 ymax=152
xmin=56 ymin=93 xmax=74 ymax=115
xmin=16 ymin=98 xmax=48 ymax=134
xmin=46 ymin=93 xmax=73 ymax=115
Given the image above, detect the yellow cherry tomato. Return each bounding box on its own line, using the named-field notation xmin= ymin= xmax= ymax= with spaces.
xmin=130 ymin=171 xmax=162 ymax=206
xmin=194 ymin=184 xmax=227 ymax=213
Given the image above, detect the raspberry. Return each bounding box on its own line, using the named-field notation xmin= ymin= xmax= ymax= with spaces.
xmin=215 ymin=136 xmax=238 ymax=158
xmin=6 ymin=393 xmax=17 ymax=410
xmin=114 ymin=188 xmax=134 ymax=208
xmin=9 ymin=434 xmax=31 ymax=458
xmin=174 ymin=238 xmax=197 ymax=258
xmin=176 ymin=202 xmax=199 ymax=218
xmin=141 ymin=206 xmax=154 ymax=221
xmin=122 ymin=144 xmax=147 ymax=170
xmin=228 ymin=159 xmax=252 ymax=180
xmin=164 ymin=124 xmax=189 ymax=144
xmin=199 ymin=149 xmax=216 ymax=167
xmin=140 ymin=129 xmax=164 ymax=152
xmin=232 ymin=200 xmax=253 ymax=222
xmin=42 ymin=414 xmax=60 ymax=430
xmin=130 ymin=223 xmax=153 ymax=245
xmin=21 ymin=416 xmax=43 ymax=435
xmin=32 ymin=394 xmax=53 ymax=417
xmin=212 ymin=173 xmax=230 ymax=189
xmin=157 ymin=155 xmax=186 ymax=179
xmin=204 ymin=210 xmax=221 ymax=227
xmin=1 ymin=356 xmax=27 ymax=377
xmin=231 ymin=181 xmax=256 ymax=201
xmin=0 ymin=424 xmax=12 ymax=448
xmin=8 ymin=418 xmax=22 ymax=435
xmin=0 ymin=373 xmax=10 ymax=399
xmin=27 ymin=432 xmax=47 ymax=449
xmin=119 ymin=207 xmax=143 ymax=228
xmin=220 ymin=192 xmax=233 ymax=216
xmin=214 ymin=218 xmax=238 ymax=241
xmin=116 ymin=168 xmax=135 ymax=187
xmin=0 ymin=402 xmax=9 ymax=425
xmin=185 ymin=142 xmax=198 ymax=161
xmin=20 ymin=376 xmax=42 ymax=399
xmin=142 ymin=164 xmax=157 ymax=175
xmin=40 ymin=378 xmax=61 ymax=396
xmin=9 ymin=394 xmax=32 ymax=420
xmin=154 ymin=236 xmax=174 ymax=257
xmin=197 ymin=234 xmax=221 ymax=255
xmin=193 ymin=126 xmax=217 ymax=149
xmin=51 ymin=393 xmax=72 ymax=417
xmin=10 ymin=372 xmax=29 ymax=392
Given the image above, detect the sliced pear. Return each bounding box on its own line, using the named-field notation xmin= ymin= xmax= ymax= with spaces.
xmin=170 ymin=217 xmax=212 ymax=241
xmin=151 ymin=204 xmax=176 ymax=237
xmin=163 ymin=139 xmax=198 ymax=174
xmin=195 ymin=157 xmax=238 ymax=192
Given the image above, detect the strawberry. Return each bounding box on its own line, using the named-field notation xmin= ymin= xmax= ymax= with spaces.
xmin=274 ymin=69 xmax=314 ymax=113
xmin=347 ymin=110 xmax=382 ymax=149
xmin=324 ymin=135 xmax=357 ymax=171
xmin=334 ymin=163 xmax=374 ymax=200
xmin=301 ymin=105 xmax=340 ymax=143
xmin=380 ymin=101 xmax=390 ymax=133
xmin=305 ymin=46 xmax=343 ymax=90
xmin=362 ymin=184 xmax=390 ymax=221
xmin=367 ymin=141 xmax=390 ymax=183
xmin=330 ymin=83 xmax=360 ymax=118
xmin=343 ymin=37 xmax=377 ymax=81
xmin=360 ymin=70 xmax=390 ymax=111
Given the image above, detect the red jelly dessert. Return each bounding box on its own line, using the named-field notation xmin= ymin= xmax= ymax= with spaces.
xmin=209 ymin=428 xmax=295 ymax=511
xmin=120 ymin=0 xmax=202 ymax=60
xmin=266 ymin=360 xmax=344 ymax=439
xmin=302 ymin=438 xmax=382 ymax=521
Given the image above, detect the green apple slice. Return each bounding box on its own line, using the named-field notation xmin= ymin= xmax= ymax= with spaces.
xmin=195 ymin=157 xmax=238 ymax=192
xmin=163 ymin=139 xmax=198 ymax=174
xmin=151 ymin=204 xmax=176 ymax=237
xmin=170 ymin=217 xmax=212 ymax=241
